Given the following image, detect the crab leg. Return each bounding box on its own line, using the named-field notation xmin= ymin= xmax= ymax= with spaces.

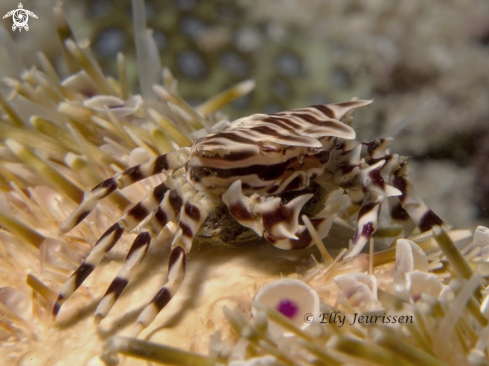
xmin=131 ymin=197 xmax=210 ymax=337
xmin=391 ymin=162 xmax=444 ymax=232
xmin=362 ymin=139 xmax=444 ymax=237
xmin=53 ymin=180 xmax=174 ymax=318
xmin=93 ymin=187 xmax=186 ymax=321
xmin=388 ymin=196 xmax=416 ymax=236
xmin=346 ymin=192 xmax=384 ymax=259
xmin=53 ymin=222 xmax=124 ymax=317
xmin=60 ymin=148 xmax=190 ymax=233
xmin=345 ymin=159 xmax=402 ymax=258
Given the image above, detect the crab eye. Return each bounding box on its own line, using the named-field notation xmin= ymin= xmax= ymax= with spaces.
xmin=196 ymin=144 xmax=229 ymax=157
xmin=261 ymin=144 xmax=281 ymax=155
xmin=307 ymin=148 xmax=322 ymax=155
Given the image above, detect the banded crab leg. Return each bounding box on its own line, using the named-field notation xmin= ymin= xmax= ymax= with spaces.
xmin=346 ymin=192 xmax=384 ymax=259
xmin=60 ymin=148 xmax=190 ymax=233
xmin=362 ymin=139 xmax=444 ymax=238
xmin=222 ymin=180 xmax=336 ymax=251
xmin=131 ymin=195 xmax=210 ymax=337
xmin=344 ymin=138 xmax=445 ymax=258
xmin=346 ymin=160 xmax=403 ymax=258
xmin=93 ymin=186 xmax=186 ymax=322
xmin=365 ymin=139 xmax=444 ymax=233
xmin=53 ymin=178 xmax=177 ymax=317
xmin=53 ymin=148 xmax=189 ymax=318
xmin=391 ymin=162 xmax=444 ymax=232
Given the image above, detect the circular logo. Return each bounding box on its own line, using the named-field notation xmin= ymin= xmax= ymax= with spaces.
xmin=3 ymin=4 xmax=38 ymax=32
xmin=12 ymin=9 xmax=28 ymax=29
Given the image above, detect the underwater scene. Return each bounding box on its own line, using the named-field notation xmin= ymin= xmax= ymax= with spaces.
xmin=0 ymin=0 xmax=488 ymax=365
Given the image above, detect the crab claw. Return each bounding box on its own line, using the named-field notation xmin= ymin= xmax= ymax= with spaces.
xmin=223 ymin=180 xmax=313 ymax=241
xmin=258 ymin=194 xmax=313 ymax=241
xmin=223 ymin=180 xmax=262 ymax=236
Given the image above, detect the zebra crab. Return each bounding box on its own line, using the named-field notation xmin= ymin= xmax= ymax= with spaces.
xmin=53 ymin=99 xmax=443 ymax=336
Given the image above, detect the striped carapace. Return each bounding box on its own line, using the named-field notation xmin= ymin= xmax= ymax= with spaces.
xmin=53 ymin=99 xmax=443 ymax=336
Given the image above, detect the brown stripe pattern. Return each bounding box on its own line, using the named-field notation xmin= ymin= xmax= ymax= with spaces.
xmin=54 ymin=99 xmax=446 ymax=337
xmin=93 ymin=183 xmax=194 ymax=321
xmin=223 ymin=180 xmax=314 ymax=243
xmin=53 ymin=222 xmax=124 ymax=317
xmin=94 ymin=231 xmax=152 ymax=321
xmin=60 ymin=148 xmax=189 ymax=234
xmin=187 ymin=100 xmax=371 ymax=195
xmin=391 ymin=165 xmax=444 ymax=233
xmin=132 ymin=197 xmax=210 ymax=336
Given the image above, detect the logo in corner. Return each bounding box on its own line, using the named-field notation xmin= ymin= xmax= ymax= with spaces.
xmin=3 ymin=3 xmax=38 ymax=32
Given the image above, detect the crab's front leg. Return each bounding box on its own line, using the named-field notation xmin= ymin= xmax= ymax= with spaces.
xmin=222 ymin=180 xmax=336 ymax=250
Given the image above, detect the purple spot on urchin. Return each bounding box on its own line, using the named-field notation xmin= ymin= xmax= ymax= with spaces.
xmin=276 ymin=299 xmax=298 ymax=318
